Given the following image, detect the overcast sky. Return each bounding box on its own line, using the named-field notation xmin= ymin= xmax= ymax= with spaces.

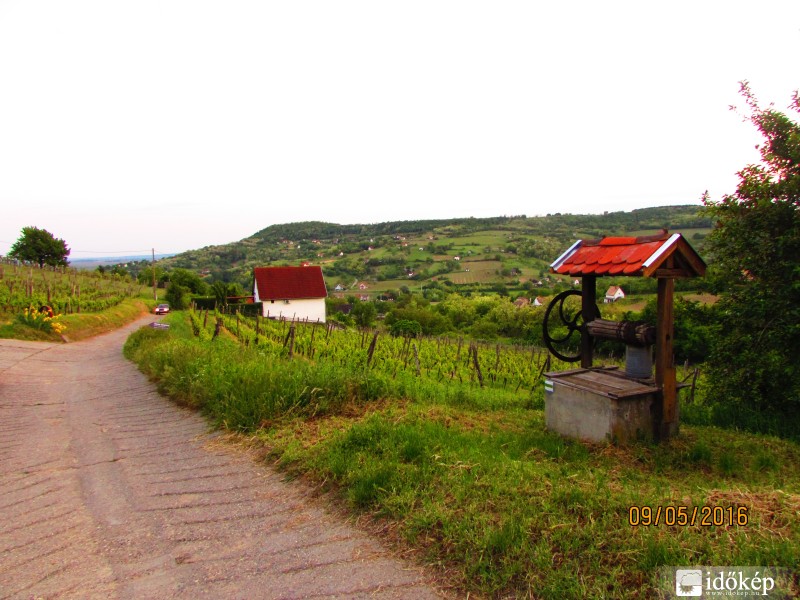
xmin=1 ymin=1 xmax=798 ymax=258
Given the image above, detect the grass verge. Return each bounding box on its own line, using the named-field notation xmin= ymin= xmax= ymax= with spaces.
xmin=0 ymin=298 xmax=154 ymax=342
xmin=124 ymin=315 xmax=800 ymax=599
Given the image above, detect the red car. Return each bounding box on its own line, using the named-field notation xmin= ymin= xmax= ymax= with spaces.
xmin=154 ymin=304 xmax=170 ymax=315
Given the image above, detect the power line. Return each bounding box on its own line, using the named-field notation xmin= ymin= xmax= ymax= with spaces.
xmin=0 ymin=240 xmax=173 ymax=255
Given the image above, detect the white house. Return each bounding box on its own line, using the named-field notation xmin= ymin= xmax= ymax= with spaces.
xmin=604 ymin=285 xmax=625 ymax=303
xmin=533 ymin=296 xmax=547 ymax=306
xmin=253 ymin=265 xmax=327 ymax=322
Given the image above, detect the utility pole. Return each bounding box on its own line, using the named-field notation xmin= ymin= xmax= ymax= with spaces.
xmin=152 ymin=248 xmax=157 ymax=301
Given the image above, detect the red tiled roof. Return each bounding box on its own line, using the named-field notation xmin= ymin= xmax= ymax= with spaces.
xmin=550 ymin=232 xmax=706 ymax=278
xmin=253 ymin=266 xmax=327 ymax=300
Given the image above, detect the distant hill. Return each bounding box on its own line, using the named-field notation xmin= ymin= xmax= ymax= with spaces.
xmin=158 ymin=205 xmax=710 ymax=293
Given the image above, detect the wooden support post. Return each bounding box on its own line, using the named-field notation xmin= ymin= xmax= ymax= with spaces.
xmin=655 ymin=269 xmax=677 ymax=441
xmin=581 ymin=275 xmax=597 ymax=369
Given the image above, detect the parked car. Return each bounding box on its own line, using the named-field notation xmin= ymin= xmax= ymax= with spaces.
xmin=154 ymin=303 xmax=170 ymax=315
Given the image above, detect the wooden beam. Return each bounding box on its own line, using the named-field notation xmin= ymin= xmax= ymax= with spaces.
xmin=676 ymin=238 xmax=707 ymax=277
xmin=581 ymin=276 xmax=598 ymax=369
xmin=653 ymin=268 xmax=692 ymax=279
xmin=655 ymin=261 xmax=677 ymax=441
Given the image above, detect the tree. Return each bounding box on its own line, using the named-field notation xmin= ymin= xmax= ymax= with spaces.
xmin=164 ymin=282 xmax=191 ymax=310
xmin=8 ymin=226 xmax=70 ymax=267
xmin=211 ymin=281 xmax=230 ymax=308
xmin=351 ymin=300 xmax=377 ymax=329
xmin=701 ymin=82 xmax=800 ymax=435
xmin=165 ymin=268 xmax=208 ymax=295
xmin=137 ymin=265 xmax=165 ymax=286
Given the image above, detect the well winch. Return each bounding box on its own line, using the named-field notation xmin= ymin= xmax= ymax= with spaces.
xmin=543 ymin=289 xmax=657 ymax=379
xmin=542 ymin=231 xmax=706 ymax=443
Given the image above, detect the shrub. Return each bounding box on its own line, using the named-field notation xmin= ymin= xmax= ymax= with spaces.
xmin=16 ymin=306 xmax=66 ymax=334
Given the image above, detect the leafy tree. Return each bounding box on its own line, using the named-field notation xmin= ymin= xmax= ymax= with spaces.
xmin=164 ymin=282 xmax=191 ymax=310
xmin=137 ymin=265 xmax=165 ymax=286
xmin=701 ymin=83 xmax=800 ymax=434
xmin=8 ymin=226 xmax=70 ymax=267
xmin=211 ymin=281 xmax=231 ymax=307
xmin=351 ymin=301 xmax=377 ymax=329
xmin=389 ymin=319 xmax=422 ymax=338
xmin=165 ymin=268 xmax=208 ymax=295
xmin=624 ymin=298 xmax=718 ymax=364
xmin=385 ymin=304 xmax=449 ymax=335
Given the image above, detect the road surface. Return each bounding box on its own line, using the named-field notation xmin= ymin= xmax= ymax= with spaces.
xmin=0 ymin=316 xmax=444 ymax=599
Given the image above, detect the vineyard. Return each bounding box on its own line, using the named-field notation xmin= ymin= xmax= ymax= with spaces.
xmin=0 ymin=260 xmax=144 ymax=316
xmin=187 ymin=306 xmax=572 ymax=410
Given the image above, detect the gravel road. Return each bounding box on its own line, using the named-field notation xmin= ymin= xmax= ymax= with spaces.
xmin=0 ymin=316 xmax=444 ymax=599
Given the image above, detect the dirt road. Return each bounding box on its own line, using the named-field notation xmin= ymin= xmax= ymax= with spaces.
xmin=0 ymin=316 xmax=443 ymax=599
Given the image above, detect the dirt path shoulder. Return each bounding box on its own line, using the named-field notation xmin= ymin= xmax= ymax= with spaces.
xmin=0 ymin=316 xmax=444 ymax=600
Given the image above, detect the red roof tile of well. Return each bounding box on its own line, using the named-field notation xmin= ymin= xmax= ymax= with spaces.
xmin=254 ymin=266 xmax=327 ymax=300
xmin=550 ymin=232 xmax=706 ymax=278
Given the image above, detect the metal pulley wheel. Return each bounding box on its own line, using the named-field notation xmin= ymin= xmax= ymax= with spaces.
xmin=542 ymin=289 xmax=599 ymax=363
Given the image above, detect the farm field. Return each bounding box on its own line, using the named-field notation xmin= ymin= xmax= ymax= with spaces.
xmin=123 ymin=309 xmax=800 ymax=599
xmin=446 ymin=259 xmax=503 ymax=285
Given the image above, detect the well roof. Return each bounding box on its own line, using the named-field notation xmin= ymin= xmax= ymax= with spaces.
xmin=550 ymin=231 xmax=705 ymax=278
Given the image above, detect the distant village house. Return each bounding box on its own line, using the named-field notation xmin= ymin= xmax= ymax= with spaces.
xmin=604 ymin=285 xmax=625 ymax=303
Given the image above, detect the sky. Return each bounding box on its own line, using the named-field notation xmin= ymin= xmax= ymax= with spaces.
xmin=1 ymin=1 xmax=798 ymax=259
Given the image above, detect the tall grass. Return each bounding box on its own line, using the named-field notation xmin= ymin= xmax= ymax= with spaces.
xmin=124 ymin=315 xmax=800 ymax=599
xmin=124 ymin=319 xmax=538 ymax=431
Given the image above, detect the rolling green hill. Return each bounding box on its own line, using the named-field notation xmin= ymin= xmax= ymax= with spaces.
xmin=159 ymin=205 xmax=711 ymax=294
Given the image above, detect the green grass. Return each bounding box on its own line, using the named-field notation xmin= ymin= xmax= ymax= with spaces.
xmin=124 ymin=315 xmax=800 ymax=599
xmin=0 ymin=297 xmax=154 ymax=342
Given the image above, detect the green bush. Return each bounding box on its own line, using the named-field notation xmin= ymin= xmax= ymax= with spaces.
xmin=389 ymin=319 xmax=422 ymax=337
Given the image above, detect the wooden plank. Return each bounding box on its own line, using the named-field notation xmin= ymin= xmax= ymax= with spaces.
xmin=554 ymin=377 xmax=657 ymax=399
xmin=557 ymin=370 xmax=659 ymax=398
xmin=581 ymin=276 xmax=597 ymax=369
xmin=573 ymin=372 xmax=634 ymax=390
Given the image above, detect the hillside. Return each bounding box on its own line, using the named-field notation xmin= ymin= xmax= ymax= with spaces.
xmin=159 ymin=205 xmax=711 ymax=294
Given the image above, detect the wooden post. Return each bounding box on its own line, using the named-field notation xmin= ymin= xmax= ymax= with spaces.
xmin=212 ymin=317 xmax=222 ymax=340
xmin=471 ymin=343 xmax=484 ymax=387
xmin=581 ymin=275 xmax=597 ymax=369
xmin=152 ymin=248 xmax=157 ymax=301
xmin=288 ymin=324 xmax=295 ymax=358
xmin=655 ymin=267 xmax=677 ymax=441
xmin=366 ymin=331 xmax=378 ymax=367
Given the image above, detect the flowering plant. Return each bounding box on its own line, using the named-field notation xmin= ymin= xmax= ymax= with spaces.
xmin=17 ymin=306 xmax=66 ymax=334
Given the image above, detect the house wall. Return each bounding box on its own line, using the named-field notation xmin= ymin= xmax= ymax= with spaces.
xmin=260 ymin=297 xmax=326 ymax=323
